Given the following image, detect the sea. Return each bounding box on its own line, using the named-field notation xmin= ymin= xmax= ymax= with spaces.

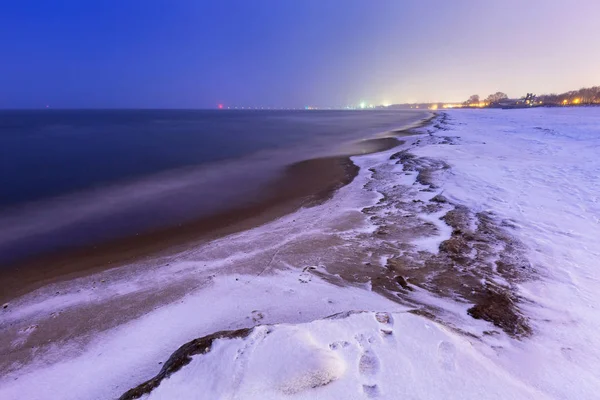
xmin=0 ymin=109 xmax=427 ymax=266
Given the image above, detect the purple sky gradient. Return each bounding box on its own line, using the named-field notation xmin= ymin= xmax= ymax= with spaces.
xmin=1 ymin=0 xmax=598 ymax=108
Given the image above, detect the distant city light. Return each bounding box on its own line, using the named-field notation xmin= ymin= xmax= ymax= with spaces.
xmin=218 ymin=104 xmax=223 ymax=109
xmin=359 ymin=102 xmax=366 ymax=109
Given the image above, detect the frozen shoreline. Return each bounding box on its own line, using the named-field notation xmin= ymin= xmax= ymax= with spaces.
xmin=3 ymin=108 xmax=600 ymax=399
xmin=0 ymin=114 xmax=431 ymax=303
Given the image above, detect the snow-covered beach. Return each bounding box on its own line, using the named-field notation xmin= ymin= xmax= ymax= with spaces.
xmin=2 ymin=108 xmax=600 ymax=399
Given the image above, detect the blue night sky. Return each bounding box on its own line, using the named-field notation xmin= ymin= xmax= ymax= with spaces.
xmin=1 ymin=0 xmax=598 ymax=109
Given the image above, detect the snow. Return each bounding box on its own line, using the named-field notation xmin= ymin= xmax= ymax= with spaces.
xmin=0 ymin=273 xmax=405 ymax=400
xmin=3 ymin=107 xmax=600 ymax=399
xmin=411 ymin=107 xmax=600 ymax=398
xmin=146 ymin=312 xmax=547 ymax=400
xmin=409 ymin=208 xmax=453 ymax=253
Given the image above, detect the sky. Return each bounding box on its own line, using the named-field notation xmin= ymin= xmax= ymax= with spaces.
xmin=1 ymin=0 xmax=599 ymax=109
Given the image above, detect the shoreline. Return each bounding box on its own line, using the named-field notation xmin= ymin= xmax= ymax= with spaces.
xmin=4 ymin=108 xmax=600 ymax=400
xmin=0 ymin=115 xmax=433 ymax=303
xmin=0 ymin=156 xmax=358 ymax=302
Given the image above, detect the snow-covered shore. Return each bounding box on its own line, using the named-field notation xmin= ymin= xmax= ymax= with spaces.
xmin=411 ymin=108 xmax=600 ymax=398
xmin=2 ymin=108 xmax=600 ymax=399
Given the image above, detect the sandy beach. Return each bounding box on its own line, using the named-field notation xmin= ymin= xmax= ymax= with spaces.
xmin=0 ymin=115 xmax=433 ymax=377
xmin=4 ymin=108 xmax=600 ymax=400
xmin=4 ymin=2 xmax=600 ymax=398
xmin=0 ymin=156 xmax=359 ymax=302
xmin=0 ymin=132 xmax=424 ymax=304
xmin=0 ymin=110 xmax=431 ymax=302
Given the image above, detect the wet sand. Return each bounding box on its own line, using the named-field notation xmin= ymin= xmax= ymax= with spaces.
xmin=0 ymin=136 xmax=406 ymax=303
xmin=1 ymin=112 xmax=536 ymax=381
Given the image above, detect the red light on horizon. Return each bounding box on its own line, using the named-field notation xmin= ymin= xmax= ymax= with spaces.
xmin=218 ymin=104 xmax=223 ymax=109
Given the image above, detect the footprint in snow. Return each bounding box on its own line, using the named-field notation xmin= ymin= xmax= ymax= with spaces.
xmin=375 ymin=312 xmax=394 ymax=338
xmin=375 ymin=312 xmax=393 ymax=325
xmin=561 ymin=347 xmax=574 ymax=362
xmin=250 ymin=310 xmax=264 ymax=324
xmin=298 ymin=266 xmax=318 ymax=283
xmin=298 ymin=272 xmax=312 ymax=283
xmin=356 ymin=331 xmax=382 ymax=397
xmin=362 ymin=384 xmax=380 ymax=398
xmin=329 ymin=341 xmax=350 ymax=350
xmin=437 ymin=340 xmax=457 ymax=371
xmin=359 ymin=350 xmax=380 ymax=377
xmin=355 ymin=333 xmax=376 ymax=348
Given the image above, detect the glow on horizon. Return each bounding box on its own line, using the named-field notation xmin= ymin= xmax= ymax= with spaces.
xmin=2 ymin=1 xmax=599 ymax=108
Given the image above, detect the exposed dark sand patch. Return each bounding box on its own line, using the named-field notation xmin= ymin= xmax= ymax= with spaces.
xmin=119 ymin=328 xmax=252 ymax=400
xmin=353 ymin=114 xmax=533 ymax=337
xmin=393 ymin=205 xmax=533 ymax=337
xmin=390 ymin=148 xmax=451 ymax=189
xmin=467 ymin=287 xmax=531 ymax=337
xmin=263 ymin=113 xmax=534 ymax=338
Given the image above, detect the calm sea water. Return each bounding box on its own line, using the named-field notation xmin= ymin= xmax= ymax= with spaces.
xmin=0 ymin=109 xmax=427 ymax=264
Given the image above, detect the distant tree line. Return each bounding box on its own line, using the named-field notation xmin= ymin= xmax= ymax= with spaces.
xmin=463 ymin=92 xmax=509 ymax=106
xmin=391 ymin=85 xmax=599 ymax=110
xmin=537 ymin=86 xmax=600 ymax=105
xmin=462 ymin=86 xmax=599 ymax=107
xmin=485 ymin=92 xmax=509 ymax=103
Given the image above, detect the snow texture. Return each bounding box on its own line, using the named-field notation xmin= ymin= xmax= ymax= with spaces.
xmin=143 ymin=312 xmax=546 ymax=400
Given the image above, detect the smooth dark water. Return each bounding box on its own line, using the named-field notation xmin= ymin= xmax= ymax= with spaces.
xmin=0 ymin=109 xmax=427 ymax=265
